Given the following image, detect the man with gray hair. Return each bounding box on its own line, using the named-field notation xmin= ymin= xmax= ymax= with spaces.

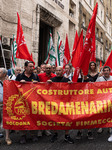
xmin=0 ymin=67 xmax=12 ymax=145
xmin=9 ymin=66 xmax=21 ymax=80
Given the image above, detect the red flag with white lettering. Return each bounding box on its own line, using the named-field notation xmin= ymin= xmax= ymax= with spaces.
xmin=72 ymin=30 xmax=83 ymax=82
xmin=90 ymin=34 xmax=96 ymax=62
xmin=80 ymin=3 xmax=98 ymax=75
xmin=63 ymin=34 xmax=71 ymax=68
xmin=16 ymin=13 xmax=34 ymax=63
xmin=72 ymin=30 xmax=79 ymax=56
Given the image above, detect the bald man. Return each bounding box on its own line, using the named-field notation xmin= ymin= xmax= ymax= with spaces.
xmin=9 ymin=66 xmax=21 ymax=80
xmin=38 ymin=64 xmax=56 ymax=82
xmin=48 ymin=66 xmax=72 ymax=82
xmin=37 ymin=64 xmax=56 ymax=137
xmin=47 ymin=66 xmax=74 ymax=144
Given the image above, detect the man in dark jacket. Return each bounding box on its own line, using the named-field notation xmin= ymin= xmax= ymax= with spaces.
xmin=47 ymin=66 xmax=74 ymax=144
xmin=16 ymin=61 xmax=40 ymax=82
xmin=16 ymin=61 xmax=40 ymax=144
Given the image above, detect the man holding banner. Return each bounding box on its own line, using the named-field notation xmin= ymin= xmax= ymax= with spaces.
xmin=38 ymin=64 xmax=56 ymax=82
xmin=96 ymin=66 xmax=112 ymax=82
xmin=96 ymin=66 xmax=112 ymax=142
xmin=16 ymin=61 xmax=40 ymax=82
xmin=47 ymin=66 xmax=74 ymax=144
xmin=0 ymin=68 xmax=12 ymax=145
xmin=16 ymin=61 xmax=40 ymax=144
xmin=37 ymin=64 xmax=56 ymax=137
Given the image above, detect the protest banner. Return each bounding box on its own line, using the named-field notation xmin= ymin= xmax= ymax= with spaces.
xmin=3 ymin=80 xmax=112 ymax=130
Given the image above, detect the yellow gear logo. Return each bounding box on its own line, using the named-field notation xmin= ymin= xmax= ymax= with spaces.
xmin=6 ymin=86 xmax=37 ymax=120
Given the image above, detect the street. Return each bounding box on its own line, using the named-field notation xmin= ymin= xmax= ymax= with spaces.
xmin=0 ymin=128 xmax=112 ymax=150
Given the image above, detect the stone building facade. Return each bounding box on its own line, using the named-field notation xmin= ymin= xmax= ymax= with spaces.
xmin=0 ymin=0 xmax=112 ymax=68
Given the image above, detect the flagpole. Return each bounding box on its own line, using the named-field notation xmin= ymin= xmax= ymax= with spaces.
xmin=0 ymin=37 xmax=6 ymax=68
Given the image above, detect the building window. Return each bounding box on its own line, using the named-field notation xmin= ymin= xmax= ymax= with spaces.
xmin=69 ymin=0 xmax=76 ymax=18
xmin=106 ymin=40 xmax=108 ymax=49
xmin=100 ymin=47 xmax=102 ymax=60
xmin=109 ymin=44 xmax=111 ymax=51
xmin=96 ymin=28 xmax=99 ymax=38
xmin=106 ymin=8 xmax=108 ymax=16
xmin=82 ymin=14 xmax=86 ymax=27
xmin=101 ymin=32 xmax=103 ymax=42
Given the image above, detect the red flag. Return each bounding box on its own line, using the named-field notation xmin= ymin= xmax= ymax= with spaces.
xmin=30 ymin=53 xmax=35 ymax=66
xmin=63 ymin=34 xmax=71 ymax=68
xmin=99 ymin=60 xmax=102 ymax=72
xmin=80 ymin=3 xmax=98 ymax=75
xmin=72 ymin=30 xmax=83 ymax=82
xmin=90 ymin=51 xmax=96 ymax=62
xmin=72 ymin=31 xmax=79 ymax=56
xmin=104 ymin=50 xmax=112 ymax=69
xmin=100 ymin=60 xmax=102 ymax=68
xmin=90 ymin=35 xmax=96 ymax=62
xmin=104 ymin=51 xmax=112 ymax=75
xmin=31 ymin=53 xmax=33 ymax=59
xmin=16 ymin=13 xmax=34 ymax=63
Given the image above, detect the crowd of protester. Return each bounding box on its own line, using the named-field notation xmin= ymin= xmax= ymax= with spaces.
xmin=0 ymin=61 xmax=112 ymax=145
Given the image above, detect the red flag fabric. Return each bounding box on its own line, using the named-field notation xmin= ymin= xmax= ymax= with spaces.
xmin=72 ymin=31 xmax=79 ymax=56
xmin=72 ymin=30 xmax=83 ymax=82
xmin=104 ymin=50 xmax=112 ymax=75
xmin=90 ymin=51 xmax=96 ymax=62
xmin=80 ymin=3 xmax=98 ymax=75
xmin=90 ymin=35 xmax=96 ymax=62
xmin=16 ymin=13 xmax=34 ymax=63
xmin=99 ymin=60 xmax=102 ymax=72
xmin=104 ymin=51 xmax=112 ymax=69
xmin=31 ymin=53 xmax=33 ymax=59
xmin=71 ymin=30 xmax=83 ymax=68
xmin=63 ymin=34 xmax=71 ymax=68
xmin=30 ymin=53 xmax=35 ymax=66
xmin=100 ymin=60 xmax=102 ymax=68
